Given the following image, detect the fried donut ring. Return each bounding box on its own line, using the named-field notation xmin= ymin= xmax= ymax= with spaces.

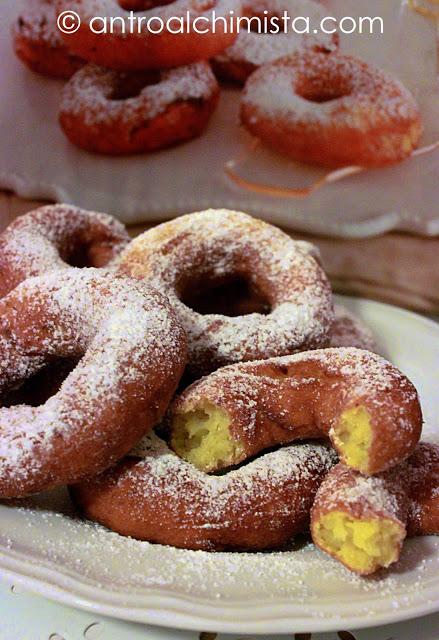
xmin=169 ymin=348 xmax=422 ymax=475
xmin=59 ymin=63 xmax=219 ymax=155
xmin=0 ymin=270 xmax=187 ymax=498
xmin=117 ymin=209 xmax=334 ymax=376
xmin=311 ymin=442 xmax=439 ymax=575
xmin=241 ymin=52 xmax=423 ymax=168
xmin=212 ymin=0 xmax=338 ymax=85
xmin=55 ymin=0 xmax=240 ymax=70
xmin=71 ymin=433 xmax=336 ymax=551
xmin=12 ymin=0 xmax=84 ymax=79
xmin=0 ymin=205 xmax=130 ymax=298
xmin=330 ymin=305 xmax=378 ymax=353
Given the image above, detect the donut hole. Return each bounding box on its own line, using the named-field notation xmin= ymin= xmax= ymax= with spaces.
xmin=180 ymin=274 xmax=271 ymax=317
xmin=117 ymin=0 xmax=214 ymax=10
xmin=2 ymin=357 xmax=79 ymax=408
xmin=296 ymin=75 xmax=351 ymax=104
xmin=110 ymin=71 xmax=161 ymax=101
xmin=63 ymin=241 xmax=115 ymax=268
xmin=117 ymin=0 xmax=175 ymax=11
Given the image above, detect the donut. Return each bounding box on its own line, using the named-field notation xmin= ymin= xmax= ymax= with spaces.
xmin=168 ymin=348 xmax=422 ymax=475
xmin=12 ymin=0 xmax=84 ymax=79
xmin=0 ymin=205 xmax=130 ymax=298
xmin=117 ymin=210 xmax=334 ymax=376
xmin=241 ymin=52 xmax=423 ymax=168
xmin=0 ymin=270 xmax=187 ymax=498
xmin=280 ymin=240 xmax=378 ymax=353
xmin=311 ymin=442 xmax=439 ymax=575
xmin=59 ymin=63 xmax=220 ymax=155
xmin=330 ymin=305 xmax=378 ymax=353
xmin=71 ymin=433 xmax=336 ymax=551
xmin=212 ymin=0 xmax=338 ymax=85
xmin=55 ymin=0 xmax=241 ymax=70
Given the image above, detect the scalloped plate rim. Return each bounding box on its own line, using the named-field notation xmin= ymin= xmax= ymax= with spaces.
xmin=0 ymin=296 xmax=438 ymax=634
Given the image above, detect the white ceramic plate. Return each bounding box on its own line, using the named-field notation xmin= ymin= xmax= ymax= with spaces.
xmin=1 ymin=0 xmax=439 ymax=237
xmin=0 ymin=296 xmax=438 ymax=635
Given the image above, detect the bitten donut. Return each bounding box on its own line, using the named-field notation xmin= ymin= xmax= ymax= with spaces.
xmin=212 ymin=0 xmax=338 ymax=85
xmin=55 ymin=0 xmax=240 ymax=70
xmin=0 ymin=205 xmax=130 ymax=298
xmin=241 ymin=52 xmax=423 ymax=168
xmin=71 ymin=433 xmax=336 ymax=551
xmin=59 ymin=63 xmax=219 ymax=154
xmin=169 ymin=348 xmax=422 ymax=475
xmin=12 ymin=0 xmax=84 ymax=79
xmin=311 ymin=442 xmax=439 ymax=575
xmin=117 ymin=210 xmax=334 ymax=376
xmin=0 ymin=270 xmax=187 ymax=498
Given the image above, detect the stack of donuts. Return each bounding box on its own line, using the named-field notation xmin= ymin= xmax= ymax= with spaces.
xmin=12 ymin=0 xmax=423 ymax=166
xmin=0 ymin=204 xmax=438 ymax=577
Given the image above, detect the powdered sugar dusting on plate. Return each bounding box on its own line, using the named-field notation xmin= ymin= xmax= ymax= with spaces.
xmin=1 ymin=494 xmax=437 ymax=609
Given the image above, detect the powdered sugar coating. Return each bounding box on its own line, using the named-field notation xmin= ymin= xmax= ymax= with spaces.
xmin=118 ymin=209 xmax=334 ymax=376
xmin=312 ymin=442 xmax=439 ymax=560
xmin=55 ymin=0 xmax=241 ymax=70
xmin=241 ymin=52 xmax=423 ymax=167
xmin=330 ymin=305 xmax=378 ymax=353
xmin=57 ymin=0 xmax=237 ymax=27
xmin=13 ymin=0 xmax=65 ymax=48
xmin=3 ymin=498 xmax=438 ymax=606
xmin=12 ymin=0 xmax=85 ymax=79
xmin=60 ymin=62 xmax=219 ymax=129
xmin=171 ymin=347 xmax=422 ymax=474
xmin=313 ymin=462 xmax=408 ymax=525
xmin=131 ymin=434 xmax=336 ymax=518
xmin=0 ymin=269 xmax=187 ymax=498
xmin=243 ymin=52 xmax=420 ymax=133
xmin=74 ymin=432 xmax=336 ymax=550
xmin=0 ymin=205 xmax=130 ymax=298
xmin=213 ymin=0 xmax=338 ymax=82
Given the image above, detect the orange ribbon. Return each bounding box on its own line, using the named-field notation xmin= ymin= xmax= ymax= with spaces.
xmin=408 ymin=0 xmax=439 ymax=20
xmin=225 ymin=138 xmax=439 ymax=200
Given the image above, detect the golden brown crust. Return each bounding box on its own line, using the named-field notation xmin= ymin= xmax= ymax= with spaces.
xmin=0 ymin=270 xmax=187 ymax=498
xmin=118 ymin=209 xmax=334 ymax=376
xmin=241 ymin=52 xmax=423 ymax=168
xmin=0 ymin=205 xmax=130 ymax=298
xmin=310 ymin=442 xmax=439 ymax=572
xmin=59 ymin=64 xmax=220 ymax=155
xmin=71 ymin=434 xmax=336 ymax=551
xmin=212 ymin=0 xmax=338 ymax=85
xmin=12 ymin=0 xmax=84 ymax=79
xmin=55 ymin=0 xmax=240 ymax=70
xmin=405 ymin=442 xmax=439 ymax=536
xmin=170 ymin=348 xmax=422 ymax=474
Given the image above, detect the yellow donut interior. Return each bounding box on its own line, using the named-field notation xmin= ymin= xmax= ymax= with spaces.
xmin=314 ymin=511 xmax=404 ymax=574
xmin=332 ymin=406 xmax=372 ymax=473
xmin=171 ymin=404 xmax=241 ymax=472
